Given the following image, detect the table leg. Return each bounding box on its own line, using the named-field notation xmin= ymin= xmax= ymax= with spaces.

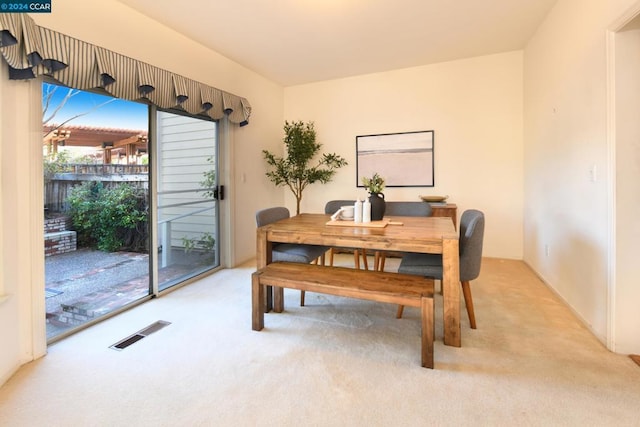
xmin=256 ymin=227 xmax=274 ymax=312
xmin=251 ymin=271 xmax=264 ymax=331
xmin=442 ymin=237 xmax=461 ymax=347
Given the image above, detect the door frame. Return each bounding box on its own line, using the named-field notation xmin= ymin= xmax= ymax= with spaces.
xmin=605 ymin=0 xmax=640 ymax=353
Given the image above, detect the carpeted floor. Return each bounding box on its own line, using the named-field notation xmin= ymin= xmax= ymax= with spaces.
xmin=1 ymin=255 xmax=639 ymax=426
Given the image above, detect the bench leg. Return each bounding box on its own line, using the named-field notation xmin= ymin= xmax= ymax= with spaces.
xmin=266 ymin=285 xmax=273 ymax=313
xmin=274 ymin=286 xmax=285 ymax=313
xmin=252 ymin=272 xmax=264 ymax=331
xmin=421 ymin=295 xmax=434 ymax=368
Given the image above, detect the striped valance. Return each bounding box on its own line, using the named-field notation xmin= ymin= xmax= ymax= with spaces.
xmin=0 ymin=13 xmax=251 ymax=125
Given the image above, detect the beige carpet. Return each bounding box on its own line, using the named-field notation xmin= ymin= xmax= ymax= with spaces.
xmin=1 ymin=256 xmax=639 ymax=426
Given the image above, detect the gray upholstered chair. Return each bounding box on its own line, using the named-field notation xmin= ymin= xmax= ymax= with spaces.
xmin=385 ymin=201 xmax=432 ymax=217
xmin=256 ymin=207 xmax=329 ymax=307
xmin=373 ymin=201 xmax=433 ymax=271
xmin=397 ymin=209 xmax=485 ymax=328
xmin=324 ymin=200 xmax=368 ymax=269
xmin=324 ymin=200 xmax=355 ymax=214
xmin=255 ymin=207 xmax=328 ymax=264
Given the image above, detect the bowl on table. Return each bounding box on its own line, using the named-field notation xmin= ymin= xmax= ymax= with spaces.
xmin=419 ymin=195 xmax=449 ymax=203
xmin=340 ymin=205 xmax=354 ymax=219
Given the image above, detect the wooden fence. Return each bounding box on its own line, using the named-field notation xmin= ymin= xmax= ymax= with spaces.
xmin=63 ymin=164 xmax=149 ymax=175
xmin=45 ymin=164 xmax=149 ymax=213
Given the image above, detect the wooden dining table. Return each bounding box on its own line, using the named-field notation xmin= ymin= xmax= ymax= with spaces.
xmin=255 ymin=213 xmax=461 ymax=347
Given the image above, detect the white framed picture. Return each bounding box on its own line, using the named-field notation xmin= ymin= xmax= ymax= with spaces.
xmin=356 ymin=130 xmax=434 ymax=187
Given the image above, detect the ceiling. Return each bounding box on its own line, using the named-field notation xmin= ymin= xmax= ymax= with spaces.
xmin=116 ymin=0 xmax=557 ymax=86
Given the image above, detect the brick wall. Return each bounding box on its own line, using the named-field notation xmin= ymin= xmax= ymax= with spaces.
xmin=44 ymin=215 xmax=76 ymax=256
xmin=44 ymin=231 xmax=77 ymax=257
xmin=44 ymin=215 xmax=72 ymax=233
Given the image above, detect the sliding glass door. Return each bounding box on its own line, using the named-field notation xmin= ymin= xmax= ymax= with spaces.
xmin=44 ymin=82 xmax=222 ymax=342
xmin=155 ymin=110 xmax=220 ymax=291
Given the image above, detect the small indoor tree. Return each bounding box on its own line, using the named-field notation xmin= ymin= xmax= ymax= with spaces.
xmin=263 ymin=121 xmax=347 ymax=214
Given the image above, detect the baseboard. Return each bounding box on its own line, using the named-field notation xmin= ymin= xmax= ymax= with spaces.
xmin=0 ymin=362 xmax=22 ymax=388
xmin=522 ymin=260 xmax=609 ymax=350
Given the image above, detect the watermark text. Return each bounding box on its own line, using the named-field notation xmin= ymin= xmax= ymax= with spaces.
xmin=0 ymin=0 xmax=52 ymax=13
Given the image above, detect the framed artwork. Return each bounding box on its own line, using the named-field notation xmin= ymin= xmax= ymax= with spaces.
xmin=356 ymin=130 xmax=434 ymax=188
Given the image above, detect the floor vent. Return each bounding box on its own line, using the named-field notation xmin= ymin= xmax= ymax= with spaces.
xmin=139 ymin=320 xmax=171 ymax=335
xmin=110 ymin=320 xmax=171 ymax=351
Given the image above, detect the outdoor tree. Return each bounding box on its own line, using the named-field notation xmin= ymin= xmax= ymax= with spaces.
xmin=263 ymin=121 xmax=347 ymax=214
xmin=42 ymin=83 xmax=117 ymax=176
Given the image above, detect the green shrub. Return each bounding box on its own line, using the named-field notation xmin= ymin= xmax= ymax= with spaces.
xmin=67 ymin=182 xmax=148 ymax=252
xmin=43 ymin=150 xmax=73 ymax=182
xmin=182 ymin=232 xmax=215 ymax=254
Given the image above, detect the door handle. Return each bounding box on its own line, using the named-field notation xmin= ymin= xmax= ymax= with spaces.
xmin=213 ymin=185 xmax=224 ymax=201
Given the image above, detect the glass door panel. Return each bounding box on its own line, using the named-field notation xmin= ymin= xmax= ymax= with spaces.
xmin=155 ymin=111 xmax=219 ymax=291
xmin=43 ymin=82 xmax=151 ymax=341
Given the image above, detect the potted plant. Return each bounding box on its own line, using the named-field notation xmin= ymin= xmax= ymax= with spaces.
xmin=362 ymin=172 xmax=386 ymax=220
xmin=263 ymin=121 xmax=347 ymax=214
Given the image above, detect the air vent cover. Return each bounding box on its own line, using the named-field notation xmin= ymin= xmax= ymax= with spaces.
xmin=110 ymin=320 xmax=171 ymax=351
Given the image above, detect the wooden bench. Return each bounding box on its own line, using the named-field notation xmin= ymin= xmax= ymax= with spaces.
xmin=251 ymin=262 xmax=435 ymax=368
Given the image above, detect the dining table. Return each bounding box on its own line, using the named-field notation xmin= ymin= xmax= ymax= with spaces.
xmin=255 ymin=213 xmax=461 ymax=347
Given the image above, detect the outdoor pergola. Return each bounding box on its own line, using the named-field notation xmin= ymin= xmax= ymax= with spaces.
xmin=43 ymin=124 xmax=148 ymax=165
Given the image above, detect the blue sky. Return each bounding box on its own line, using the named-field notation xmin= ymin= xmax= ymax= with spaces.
xmin=43 ymin=82 xmax=148 ymax=130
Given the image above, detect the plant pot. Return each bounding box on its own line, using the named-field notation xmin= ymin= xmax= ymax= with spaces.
xmin=368 ymin=192 xmax=386 ymax=221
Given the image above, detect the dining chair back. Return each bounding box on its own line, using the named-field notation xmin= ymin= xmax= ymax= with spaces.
xmin=384 ymin=201 xmax=432 ymax=217
xmin=324 ymin=200 xmax=356 ymax=216
xmin=256 ymin=206 xmax=289 ymax=227
xmin=397 ymin=209 xmax=485 ymax=328
xmin=458 ymin=209 xmax=485 ymax=284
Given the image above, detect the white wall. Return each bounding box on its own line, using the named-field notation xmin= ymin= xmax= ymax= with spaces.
xmin=1 ymin=0 xmax=285 ymax=385
xmin=523 ymin=0 xmax=640 ymax=353
xmin=284 ymin=52 xmax=524 ymax=260
xmin=0 ymin=67 xmax=45 ymax=385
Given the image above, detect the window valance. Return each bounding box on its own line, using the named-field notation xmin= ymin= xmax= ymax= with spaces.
xmin=0 ymin=13 xmax=251 ymax=126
